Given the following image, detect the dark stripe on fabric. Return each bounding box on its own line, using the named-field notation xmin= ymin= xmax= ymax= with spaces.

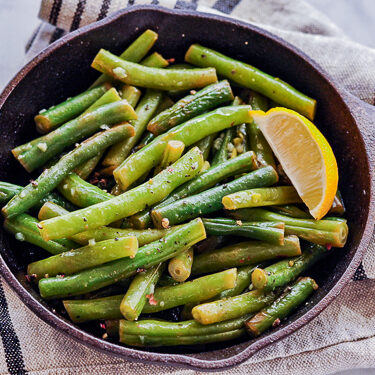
xmin=127 ymin=0 xmax=135 ymax=6
xmin=49 ymin=27 xmax=65 ymax=44
xmin=212 ymin=0 xmax=241 ymax=14
xmin=175 ymin=0 xmax=198 ymax=10
xmin=97 ymin=0 xmax=112 ymax=20
xmin=353 ymin=262 xmax=368 ymax=281
xmin=25 ymin=24 xmax=42 ymax=53
xmin=49 ymin=0 xmax=63 ymax=25
xmin=70 ymin=0 xmax=87 ymax=31
xmin=0 ymin=281 xmax=27 ymax=375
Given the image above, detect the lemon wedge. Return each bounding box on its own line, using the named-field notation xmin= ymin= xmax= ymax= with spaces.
xmin=252 ymin=107 xmax=338 ymax=220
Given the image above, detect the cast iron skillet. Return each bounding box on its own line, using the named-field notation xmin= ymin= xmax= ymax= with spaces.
xmin=0 ymin=5 xmax=374 ymax=371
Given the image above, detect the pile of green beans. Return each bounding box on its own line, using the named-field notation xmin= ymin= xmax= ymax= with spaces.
xmin=0 ymin=29 xmax=347 ymax=349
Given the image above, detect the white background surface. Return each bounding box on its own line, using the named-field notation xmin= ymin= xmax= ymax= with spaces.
xmin=0 ymin=1 xmax=374 ymax=374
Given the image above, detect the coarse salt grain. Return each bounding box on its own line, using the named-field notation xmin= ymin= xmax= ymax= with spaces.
xmin=113 ymin=67 xmax=127 ymax=79
xmin=37 ymin=142 xmax=48 ymax=152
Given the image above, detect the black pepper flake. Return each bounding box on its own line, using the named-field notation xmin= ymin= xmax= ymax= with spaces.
xmin=201 ymin=54 xmax=206 ymax=58
xmin=222 ymin=184 xmax=228 ymax=189
xmin=231 ymin=69 xmax=236 ymax=74
xmin=145 ymin=104 xmax=150 ymax=111
xmin=115 ymin=237 xmax=119 ymax=241
xmin=30 ymin=179 xmax=38 ymax=187
xmin=157 ymin=248 xmax=162 ymax=253
xmin=174 ymin=241 xmax=178 ymax=245
xmin=191 ymin=165 xmax=196 ymax=170
xmin=185 ymin=174 xmax=190 ymax=178
xmin=83 ymin=217 xmax=87 ymax=222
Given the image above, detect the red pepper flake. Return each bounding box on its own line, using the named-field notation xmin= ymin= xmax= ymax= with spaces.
xmin=146 ymin=294 xmax=158 ymax=305
xmin=326 ymin=243 xmax=332 ymax=250
xmin=231 ymin=69 xmax=236 ymax=74
xmin=99 ymin=178 xmax=107 ymax=186
xmin=167 ymin=168 xmax=174 ymax=173
xmin=100 ymin=322 xmax=106 ymax=330
xmin=167 ymin=58 xmax=175 ymax=63
xmin=239 ymin=259 xmax=245 ymax=263
xmin=272 ymin=318 xmax=281 ymax=328
xmin=37 ymin=223 xmax=43 ymax=229
xmin=136 ymin=268 xmax=146 ymax=273
xmin=58 ymin=274 xmax=65 ymax=278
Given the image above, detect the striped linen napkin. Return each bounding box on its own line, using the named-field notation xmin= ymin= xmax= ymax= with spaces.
xmin=0 ymin=0 xmax=374 ymax=374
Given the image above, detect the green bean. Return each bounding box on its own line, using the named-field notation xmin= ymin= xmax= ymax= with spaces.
xmin=168 ymin=248 xmax=194 ymax=282
xmin=90 ymin=29 xmax=158 ymax=88
xmin=13 ymin=86 xmax=122 ymax=161
xmin=28 ymin=236 xmax=138 ymax=279
xmin=92 ymin=49 xmax=217 ymax=91
xmin=247 ymin=90 xmax=275 ymax=167
xmin=38 ymin=218 xmax=206 ymax=298
xmin=185 ymin=44 xmax=316 ymax=120
xmin=114 ymin=105 xmax=252 ymax=190
xmin=12 ymin=100 xmax=137 ymax=172
xmin=191 ymin=134 xmax=216 ymax=160
xmin=152 ymin=165 xmax=278 ymax=228
xmin=192 ymin=289 xmax=277 ymax=325
xmin=73 ymin=151 xmax=104 ymax=180
xmin=284 ymin=224 xmax=347 ymax=247
xmin=34 ymin=84 xmax=111 ymax=133
xmin=180 ymin=264 xmax=259 ymax=320
xmin=57 ymin=173 xmax=112 ymax=208
xmin=202 ymin=218 xmax=285 ymax=245
xmin=70 ymin=87 xmax=124 ymax=178
xmin=157 ymin=274 xmax=180 ymax=287
xmin=120 ymin=263 xmax=164 ymax=321
xmin=191 ymin=235 xmax=300 ymax=275
xmin=216 ymin=264 xmax=261 ymax=300
xmin=3 ymin=124 xmax=135 ymax=218
xmin=246 ymin=277 xmax=318 ymax=336
xmin=154 ymin=140 xmax=185 ymax=175
xmin=142 ymin=268 xmax=237 ymax=313
xmin=223 ymin=186 xmax=302 ymax=210
xmin=38 ymin=147 xmax=203 ymax=240
xmin=140 ymin=52 xmax=169 ymax=68
xmin=120 ymin=329 xmax=245 ymax=347
xmin=227 ymin=208 xmax=348 ymax=236
xmin=147 ymin=81 xmax=234 ymax=136
xmin=269 ymin=205 xmax=311 ymax=219
xmin=120 ymin=85 xmax=142 ymax=107
xmin=129 ymin=151 xmax=256 ymax=229
xmin=212 ymin=127 xmax=236 ymax=166
xmin=102 ymin=53 xmax=169 ymax=168
xmin=73 ymin=227 xmax=170 ymax=247
xmin=251 ymin=243 xmax=327 ymax=292
xmin=64 ymin=295 xmax=124 ymax=323
xmin=4 ymin=213 xmax=77 ymax=255
xmin=118 ymin=314 xmax=250 ymax=337
xmin=0 ymin=181 xmax=75 ymax=211
xmin=64 ymin=268 xmax=235 ymax=321
xmin=329 ymin=191 xmax=345 ymax=216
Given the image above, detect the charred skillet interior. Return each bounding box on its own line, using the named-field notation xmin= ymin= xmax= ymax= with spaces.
xmin=0 ymin=5 xmax=373 ymax=370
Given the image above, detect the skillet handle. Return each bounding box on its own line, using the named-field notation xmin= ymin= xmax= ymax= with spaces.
xmin=340 ymin=90 xmax=375 ymax=165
